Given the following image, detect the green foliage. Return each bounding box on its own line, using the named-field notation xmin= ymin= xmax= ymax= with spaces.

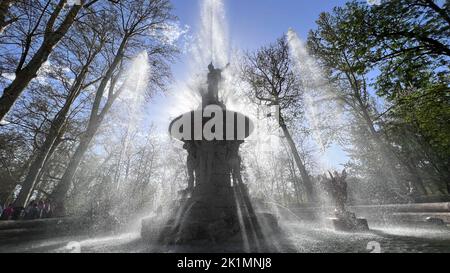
xmin=389 ymin=84 xmax=450 ymax=160
xmin=308 ymin=0 xmax=450 ymax=198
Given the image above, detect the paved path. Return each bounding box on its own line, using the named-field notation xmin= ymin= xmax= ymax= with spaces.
xmin=1 ymin=222 xmax=449 ymax=253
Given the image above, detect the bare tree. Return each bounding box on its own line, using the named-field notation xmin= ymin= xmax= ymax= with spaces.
xmin=50 ymin=0 xmax=177 ymax=210
xmin=0 ymin=0 xmax=16 ymax=33
xmin=0 ymin=0 xmax=94 ymax=121
xmin=241 ymin=36 xmax=314 ymax=202
xmin=14 ymin=8 xmax=110 ymax=208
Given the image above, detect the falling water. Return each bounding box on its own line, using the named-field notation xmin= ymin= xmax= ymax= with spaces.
xmin=114 ymin=52 xmax=150 ymax=191
xmin=167 ymin=0 xmax=279 ymax=154
xmin=195 ymin=0 xmax=229 ymax=69
xmin=164 ymin=0 xmax=291 ymax=251
xmin=287 ymin=29 xmax=346 ymax=174
xmin=96 ymin=51 xmax=151 ymax=233
xmin=147 ymin=3 xmax=351 ymax=251
xmin=166 ymin=0 xmax=230 ymax=121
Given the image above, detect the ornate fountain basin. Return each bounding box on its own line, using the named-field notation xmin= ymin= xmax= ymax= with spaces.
xmin=169 ymin=106 xmax=254 ymax=141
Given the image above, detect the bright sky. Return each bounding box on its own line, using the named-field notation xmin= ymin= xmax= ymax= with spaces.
xmin=170 ymin=0 xmax=349 ymax=79
xmin=148 ymin=0 xmax=352 ymax=170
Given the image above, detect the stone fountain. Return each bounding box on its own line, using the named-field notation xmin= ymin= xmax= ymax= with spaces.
xmin=320 ymin=170 xmax=369 ymax=232
xmin=141 ymin=63 xmax=285 ymax=252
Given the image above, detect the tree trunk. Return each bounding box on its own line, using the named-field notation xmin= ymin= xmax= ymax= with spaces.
xmin=423 ymin=0 xmax=450 ymax=28
xmin=360 ymin=106 xmax=427 ymax=194
xmin=14 ymin=66 xmax=88 ymax=208
xmin=284 ymin=142 xmax=303 ymax=203
xmin=14 ymin=122 xmax=66 ymax=208
xmin=279 ymin=114 xmax=314 ymax=203
xmin=49 ymin=33 xmax=129 ymax=211
xmin=0 ymin=1 xmax=82 ymax=121
xmin=50 ymin=130 xmax=94 ymax=208
xmin=50 ymin=85 xmax=121 ymax=209
xmin=33 ymin=133 xmax=64 ymax=194
xmin=14 ymin=129 xmax=62 ymax=208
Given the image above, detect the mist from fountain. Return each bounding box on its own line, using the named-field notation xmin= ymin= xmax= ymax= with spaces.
xmin=3 ymin=1 xmax=449 ymax=254
xmin=105 ymin=0 xmax=405 ymax=253
xmin=287 ymin=29 xmax=346 ymax=175
xmin=89 ymin=51 xmax=152 ymax=234
xmin=283 ymin=29 xmax=354 ymax=231
xmin=115 ymin=52 xmax=150 ymax=190
xmin=165 ymin=0 xmax=230 ymax=120
xmin=117 ymin=2 xmax=354 ymax=251
xmin=142 ymin=0 xmax=298 ymax=252
xmin=163 ymin=0 xmax=284 ymax=204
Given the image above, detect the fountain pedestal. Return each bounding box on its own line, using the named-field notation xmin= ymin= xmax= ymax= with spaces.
xmin=150 ymin=130 xmax=276 ymax=251
xmin=328 ymin=210 xmax=369 ymax=232
xmin=170 ymin=140 xmax=242 ymax=244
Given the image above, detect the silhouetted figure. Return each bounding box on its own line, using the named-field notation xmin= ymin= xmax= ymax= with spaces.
xmin=406 ymin=181 xmax=418 ymax=203
xmin=53 ymin=201 xmax=64 ymax=218
xmin=1 ymin=204 xmax=14 ymax=220
xmin=321 ymin=169 xmax=369 ymax=231
xmin=38 ymin=200 xmax=45 ymax=218
xmin=25 ymin=201 xmax=40 ymax=220
xmin=43 ymin=200 xmax=52 ymax=218
xmin=228 ymin=142 xmax=243 ymax=186
xmin=203 ymin=62 xmax=229 ymax=107
xmin=23 ymin=201 xmax=33 ymax=220
xmin=207 ymin=63 xmax=221 ymax=102
xmin=184 ymin=142 xmax=198 ymax=192
xmin=320 ymin=170 xmax=350 ymax=215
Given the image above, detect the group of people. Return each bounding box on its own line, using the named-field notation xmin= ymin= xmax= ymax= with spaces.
xmin=0 ymin=200 xmax=53 ymax=221
xmin=0 ymin=204 xmax=14 ymax=220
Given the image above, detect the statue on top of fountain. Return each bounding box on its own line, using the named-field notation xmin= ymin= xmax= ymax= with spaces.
xmin=203 ymin=62 xmax=229 ymax=107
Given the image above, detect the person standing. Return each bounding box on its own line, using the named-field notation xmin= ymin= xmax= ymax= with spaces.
xmin=42 ymin=200 xmax=52 ymax=218
xmin=1 ymin=204 xmax=14 ymax=220
xmin=37 ymin=200 xmax=45 ymax=218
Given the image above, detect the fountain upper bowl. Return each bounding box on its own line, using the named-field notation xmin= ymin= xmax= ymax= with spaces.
xmin=169 ymin=107 xmax=254 ymax=141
